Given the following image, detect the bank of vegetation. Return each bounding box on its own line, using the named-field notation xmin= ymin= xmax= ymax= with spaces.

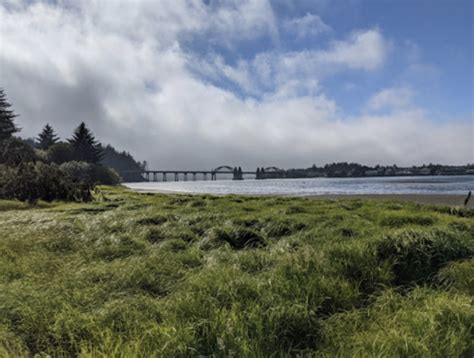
xmin=0 ymin=186 xmax=472 ymax=356
xmin=0 ymin=88 xmax=144 ymax=202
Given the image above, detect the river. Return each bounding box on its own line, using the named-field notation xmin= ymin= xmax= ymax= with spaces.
xmin=124 ymin=175 xmax=474 ymax=196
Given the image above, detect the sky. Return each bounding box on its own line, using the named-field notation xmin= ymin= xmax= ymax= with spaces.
xmin=0 ymin=0 xmax=473 ymax=170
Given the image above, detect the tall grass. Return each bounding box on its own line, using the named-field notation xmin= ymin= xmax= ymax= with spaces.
xmin=0 ymin=187 xmax=472 ymax=356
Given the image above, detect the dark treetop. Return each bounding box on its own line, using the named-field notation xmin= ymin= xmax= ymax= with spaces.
xmin=36 ymin=124 xmax=59 ymax=150
xmin=0 ymin=88 xmax=19 ymax=140
xmin=67 ymin=122 xmax=104 ymax=164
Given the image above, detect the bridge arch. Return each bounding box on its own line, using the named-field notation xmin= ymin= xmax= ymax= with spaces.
xmin=213 ymin=165 xmax=235 ymax=172
xmin=265 ymin=166 xmax=281 ymax=172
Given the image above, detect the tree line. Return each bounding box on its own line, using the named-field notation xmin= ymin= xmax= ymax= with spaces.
xmin=0 ymin=88 xmax=144 ymax=202
xmin=31 ymin=122 xmax=146 ymax=181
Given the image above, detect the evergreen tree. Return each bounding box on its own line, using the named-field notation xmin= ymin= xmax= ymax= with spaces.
xmin=36 ymin=124 xmax=59 ymax=149
xmin=0 ymin=88 xmax=19 ymax=140
xmin=101 ymin=144 xmax=146 ymax=182
xmin=68 ymin=122 xmax=103 ymax=164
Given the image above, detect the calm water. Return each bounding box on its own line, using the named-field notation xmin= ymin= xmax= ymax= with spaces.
xmin=125 ymin=175 xmax=474 ymax=196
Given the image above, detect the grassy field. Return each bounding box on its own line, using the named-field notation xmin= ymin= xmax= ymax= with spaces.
xmin=0 ymin=186 xmax=473 ymax=357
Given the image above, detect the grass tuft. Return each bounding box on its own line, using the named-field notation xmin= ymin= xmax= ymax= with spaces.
xmin=376 ymin=228 xmax=473 ymax=285
xmin=380 ymin=214 xmax=435 ymax=227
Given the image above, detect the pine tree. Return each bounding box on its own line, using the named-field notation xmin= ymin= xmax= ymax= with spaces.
xmin=68 ymin=122 xmax=103 ymax=164
xmin=0 ymin=88 xmax=19 ymax=140
xmin=36 ymin=124 xmax=59 ymax=149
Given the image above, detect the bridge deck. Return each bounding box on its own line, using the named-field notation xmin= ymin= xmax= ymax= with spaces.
xmin=143 ymin=170 xmax=259 ymax=175
xmin=135 ymin=168 xmax=286 ymax=181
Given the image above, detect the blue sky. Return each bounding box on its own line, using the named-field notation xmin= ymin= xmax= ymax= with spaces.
xmin=318 ymin=0 xmax=473 ymax=120
xmin=186 ymin=0 xmax=473 ymax=120
xmin=1 ymin=0 xmax=473 ymax=168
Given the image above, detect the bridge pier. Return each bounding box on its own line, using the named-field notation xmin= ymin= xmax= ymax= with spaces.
xmin=232 ymin=167 xmax=243 ymax=180
xmin=163 ymin=173 xmax=167 ymax=182
xmin=184 ymin=173 xmax=188 ymax=181
xmin=193 ymin=173 xmax=197 ymax=181
xmin=174 ymin=173 xmax=179 ymax=181
xmin=203 ymin=173 xmax=207 ymax=180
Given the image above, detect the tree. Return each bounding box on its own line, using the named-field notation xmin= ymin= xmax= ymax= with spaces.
xmin=36 ymin=124 xmax=59 ymax=150
xmin=47 ymin=143 xmax=75 ymax=164
xmin=0 ymin=137 xmax=36 ymax=166
xmin=101 ymin=144 xmax=145 ymax=182
xmin=0 ymin=88 xmax=19 ymax=140
xmin=68 ymin=122 xmax=103 ymax=164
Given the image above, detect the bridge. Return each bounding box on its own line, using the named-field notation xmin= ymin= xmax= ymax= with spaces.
xmin=139 ymin=166 xmax=285 ymax=182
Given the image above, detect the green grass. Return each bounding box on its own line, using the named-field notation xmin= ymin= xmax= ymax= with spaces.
xmin=0 ymin=186 xmax=472 ymax=357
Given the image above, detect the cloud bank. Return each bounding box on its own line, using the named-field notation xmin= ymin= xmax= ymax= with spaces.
xmin=0 ymin=0 xmax=472 ymax=169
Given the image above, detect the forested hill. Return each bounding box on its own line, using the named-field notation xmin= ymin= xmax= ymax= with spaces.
xmin=100 ymin=144 xmax=146 ymax=182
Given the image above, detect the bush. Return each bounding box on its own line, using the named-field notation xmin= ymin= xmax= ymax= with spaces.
xmin=59 ymin=161 xmax=93 ymax=182
xmin=46 ymin=143 xmax=75 ymax=164
xmin=91 ymin=165 xmax=121 ymax=185
xmin=60 ymin=161 xmax=121 ymax=185
xmin=376 ymin=229 xmax=473 ymax=285
xmin=0 ymin=137 xmax=36 ymax=165
xmin=0 ymin=162 xmax=92 ymax=202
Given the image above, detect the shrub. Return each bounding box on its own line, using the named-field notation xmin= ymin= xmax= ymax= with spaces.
xmin=59 ymin=161 xmax=93 ymax=182
xmin=90 ymin=165 xmax=121 ymax=185
xmin=60 ymin=161 xmax=121 ymax=185
xmin=376 ymin=229 xmax=473 ymax=285
xmin=0 ymin=162 xmax=92 ymax=202
xmin=47 ymin=142 xmax=75 ymax=164
xmin=0 ymin=137 xmax=36 ymax=165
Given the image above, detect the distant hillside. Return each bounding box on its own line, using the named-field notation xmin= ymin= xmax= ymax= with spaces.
xmin=101 ymin=144 xmax=146 ymax=182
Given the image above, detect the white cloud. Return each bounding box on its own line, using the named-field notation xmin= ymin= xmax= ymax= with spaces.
xmin=366 ymin=87 xmax=415 ymax=112
xmin=283 ymin=13 xmax=331 ymax=38
xmin=200 ymin=28 xmax=388 ymax=97
xmin=319 ymin=29 xmax=387 ymax=70
xmin=0 ymin=1 xmax=471 ymax=169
